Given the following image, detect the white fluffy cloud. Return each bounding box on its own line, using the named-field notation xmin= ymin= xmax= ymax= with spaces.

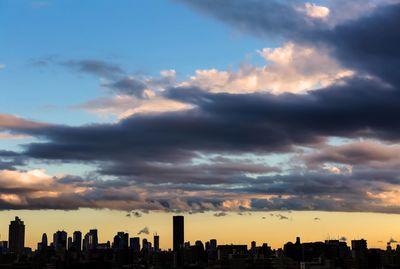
xmin=183 ymin=42 xmax=353 ymax=95
xmin=303 ymin=3 xmax=330 ymax=18
xmin=78 ymin=43 xmax=353 ymax=119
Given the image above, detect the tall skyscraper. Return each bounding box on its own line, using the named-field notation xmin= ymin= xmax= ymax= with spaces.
xmin=173 ymin=216 xmax=184 ymax=252
xmin=73 ymin=231 xmax=82 ymax=251
xmin=8 ymin=217 xmax=25 ymax=254
xmin=131 ymin=237 xmax=140 ymax=253
xmin=154 ymin=234 xmax=160 ymax=252
xmin=89 ymin=229 xmax=98 ymax=250
xmin=42 ymin=233 xmax=48 ymax=248
xmin=83 ymin=232 xmax=90 ymax=251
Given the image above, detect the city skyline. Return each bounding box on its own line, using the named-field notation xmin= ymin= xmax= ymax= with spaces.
xmin=2 ymin=210 xmax=400 ymax=251
xmin=1 ymin=215 xmax=400 ymax=268
xmin=2 ymin=0 xmax=400 ymax=263
xmin=2 ymin=215 xmax=399 ymax=252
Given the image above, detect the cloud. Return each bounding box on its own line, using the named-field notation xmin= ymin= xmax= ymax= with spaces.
xmin=178 ymin=0 xmax=400 ymax=88
xmin=238 ymin=212 xmax=251 ymax=216
xmin=177 ymin=0 xmax=319 ymax=39
xmin=0 ymin=169 xmax=86 ymax=209
xmin=1 ymin=165 xmax=400 ymax=213
xmin=314 ymin=217 xmax=321 ymax=221
xmin=304 ymin=141 xmax=400 ymax=168
xmin=389 ymin=237 xmax=398 ymax=243
xmin=323 ymin=0 xmax=400 ymax=25
xmin=132 ymin=211 xmax=142 ymax=218
xmin=63 ymin=59 xmax=124 ymax=78
xmin=303 ymin=3 xmax=330 ymax=18
xmin=0 ymin=133 xmax=31 ymax=140
xmin=102 ymin=70 xmax=177 ymax=99
xmin=137 ymin=226 xmax=149 ymax=235
xmin=276 ymin=214 xmax=289 ymax=220
xmin=74 ymin=69 xmax=191 ymax=118
xmin=0 ymin=113 xmax=48 ymax=131
xmin=30 ymin=76 xmax=400 ymax=166
xmin=78 ymin=95 xmax=191 ymax=119
xmin=75 ymin=42 xmax=354 ymax=120
xmin=214 ymin=212 xmax=228 ymax=217
xmin=0 ymin=150 xmax=25 ymax=170
xmin=3 ymin=1 xmax=400 ymax=215
xmin=6 ymin=75 xmax=400 ymax=214
xmin=104 ymin=77 xmax=148 ymax=99
xmin=0 ymin=64 xmax=5 ymax=69
xmin=181 ymin=42 xmax=353 ymax=95
xmin=178 ymin=0 xmax=399 ymax=38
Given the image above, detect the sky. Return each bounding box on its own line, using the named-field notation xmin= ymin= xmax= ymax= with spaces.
xmin=1 ymin=0 xmax=400 ymax=250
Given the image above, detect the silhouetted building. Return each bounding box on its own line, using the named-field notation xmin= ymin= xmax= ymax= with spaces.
xmin=130 ymin=237 xmax=140 ymax=253
xmin=4 ymin=214 xmax=400 ymax=269
xmin=67 ymin=236 xmax=73 ymax=250
xmin=352 ymin=239 xmax=368 ymax=268
xmin=210 ymin=239 xmax=217 ymax=250
xmin=154 ymin=234 xmax=160 ymax=252
xmin=284 ymin=236 xmax=303 ymax=262
xmin=251 ymin=241 xmax=256 ymax=250
xmin=113 ymin=232 xmax=129 ymax=250
xmin=82 ymin=229 xmax=98 ymax=251
xmin=173 ymin=216 xmax=184 ymax=251
xmin=142 ymin=238 xmax=148 ymax=251
xmin=53 ymin=230 xmax=67 ymax=251
xmin=0 ymin=241 xmax=8 ymax=254
xmin=195 ymin=240 xmax=204 ymax=251
xmin=83 ymin=232 xmax=89 ymax=251
xmin=41 ymin=233 xmax=48 ymax=248
xmin=8 ymin=216 xmax=25 ymax=254
xmin=217 ymin=245 xmax=247 ymax=260
xmin=89 ymin=229 xmax=98 ymax=250
xmin=73 ymin=231 xmax=82 ymax=251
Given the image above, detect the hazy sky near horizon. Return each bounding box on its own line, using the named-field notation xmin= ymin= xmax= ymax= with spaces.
xmin=2 ymin=0 xmax=400 ymax=249
xmin=2 ymin=210 xmax=400 ymax=250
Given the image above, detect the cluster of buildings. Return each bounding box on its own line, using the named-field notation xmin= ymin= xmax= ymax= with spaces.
xmin=1 ymin=216 xmax=400 ymax=268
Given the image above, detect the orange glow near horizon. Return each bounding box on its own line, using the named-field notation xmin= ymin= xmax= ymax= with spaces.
xmin=1 ymin=209 xmax=400 ymax=251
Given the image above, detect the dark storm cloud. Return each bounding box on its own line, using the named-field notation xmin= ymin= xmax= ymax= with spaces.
xmin=319 ymin=4 xmax=400 ymax=86
xmin=303 ymin=142 xmax=400 ymax=168
xmin=176 ymin=0 xmax=321 ymax=39
xmin=0 ymin=150 xmax=25 ymax=170
xmin=4 ymin=77 xmax=400 ymax=212
xmin=19 ymin=76 xmax=400 ymax=168
xmin=0 ymin=150 xmax=20 ymax=158
xmin=100 ymin=160 xmax=279 ymax=184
